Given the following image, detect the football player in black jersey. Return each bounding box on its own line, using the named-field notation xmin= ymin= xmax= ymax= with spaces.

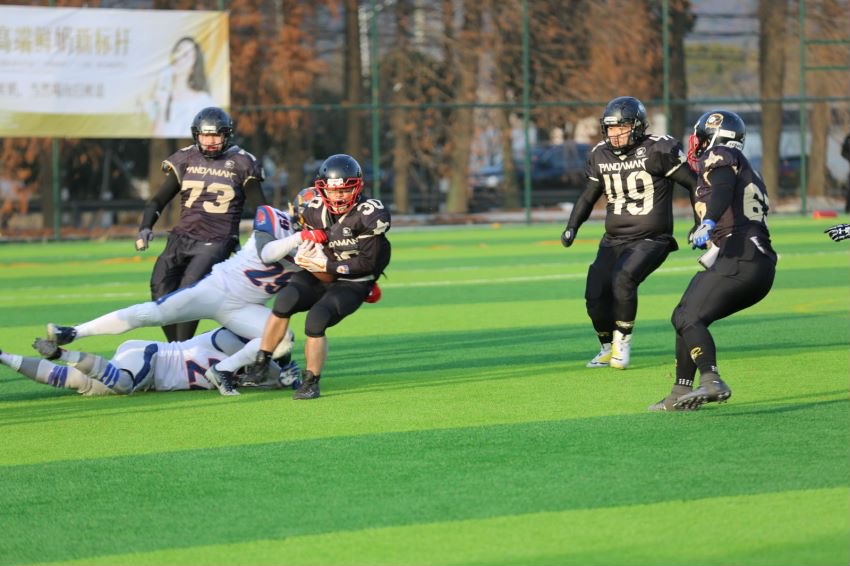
xmin=249 ymin=154 xmax=391 ymax=399
xmin=135 ymin=107 xmax=266 ymax=342
xmin=560 ymin=96 xmax=697 ymax=370
xmin=650 ymin=110 xmax=777 ymax=411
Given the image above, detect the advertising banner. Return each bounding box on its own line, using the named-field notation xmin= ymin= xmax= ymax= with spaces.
xmin=0 ymin=6 xmax=229 ymax=138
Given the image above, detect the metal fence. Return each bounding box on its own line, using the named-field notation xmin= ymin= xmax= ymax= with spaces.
xmin=1 ymin=0 xmax=848 ymax=239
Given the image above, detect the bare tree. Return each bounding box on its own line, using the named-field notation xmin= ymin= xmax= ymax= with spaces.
xmin=343 ymin=0 xmax=364 ymax=156
xmin=668 ymin=0 xmax=695 ymax=139
xmin=804 ymin=0 xmax=849 ymax=199
xmin=758 ymin=0 xmax=787 ymax=197
xmin=386 ymin=0 xmax=416 ymax=214
xmin=444 ymin=1 xmax=483 ymax=213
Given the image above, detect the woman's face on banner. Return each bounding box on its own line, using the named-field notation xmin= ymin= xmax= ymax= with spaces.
xmin=171 ymin=39 xmax=197 ymax=77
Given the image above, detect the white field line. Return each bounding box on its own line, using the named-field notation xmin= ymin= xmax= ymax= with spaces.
xmin=0 ymin=250 xmax=844 ymax=302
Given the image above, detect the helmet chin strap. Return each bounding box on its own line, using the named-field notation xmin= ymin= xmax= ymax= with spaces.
xmin=706 ymin=128 xmax=720 ymax=152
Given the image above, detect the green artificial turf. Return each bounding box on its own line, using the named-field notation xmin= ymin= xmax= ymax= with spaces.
xmin=0 ymin=215 xmax=848 ymax=565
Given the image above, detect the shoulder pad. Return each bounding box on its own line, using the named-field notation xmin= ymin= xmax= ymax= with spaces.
xmin=703 ymin=146 xmax=738 ymax=171
xmin=254 ymin=206 xmax=292 ymax=236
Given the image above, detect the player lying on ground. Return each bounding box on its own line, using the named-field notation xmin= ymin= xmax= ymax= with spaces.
xmin=45 ymin=205 xmax=327 ymax=394
xmin=0 ymin=328 xmax=300 ymax=396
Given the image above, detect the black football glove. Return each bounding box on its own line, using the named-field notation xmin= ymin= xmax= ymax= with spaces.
xmin=560 ymin=227 xmax=576 ymax=248
xmin=135 ymin=228 xmax=153 ymax=251
xmin=825 ymin=224 xmax=850 ymax=242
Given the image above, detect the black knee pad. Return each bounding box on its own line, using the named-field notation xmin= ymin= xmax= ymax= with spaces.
xmin=671 ymin=304 xmax=696 ymax=334
xmin=272 ymin=281 xmax=314 ymax=318
xmin=304 ymin=304 xmax=334 ymax=337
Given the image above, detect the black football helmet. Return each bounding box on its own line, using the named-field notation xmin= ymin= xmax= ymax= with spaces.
xmin=191 ymin=107 xmax=234 ymax=158
xmin=314 ymin=154 xmax=364 ymax=215
xmin=687 ymin=110 xmax=746 ymax=169
xmin=289 ymin=186 xmax=320 ymax=229
xmin=600 ymin=96 xmax=649 ymax=154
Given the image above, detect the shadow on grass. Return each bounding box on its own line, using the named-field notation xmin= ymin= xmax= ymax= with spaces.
xmin=0 ymin=398 xmax=846 ymax=564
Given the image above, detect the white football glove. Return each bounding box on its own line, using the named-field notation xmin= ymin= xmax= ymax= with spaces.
xmin=294 ymin=241 xmax=328 ymax=272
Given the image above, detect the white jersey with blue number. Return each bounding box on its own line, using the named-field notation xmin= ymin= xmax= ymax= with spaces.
xmin=207 ymin=206 xmax=300 ymax=303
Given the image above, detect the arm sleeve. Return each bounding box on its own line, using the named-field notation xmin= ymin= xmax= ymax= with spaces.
xmin=704 ymin=166 xmax=736 ymax=222
xmin=139 ymin=172 xmax=181 ymax=230
xmin=565 ymin=179 xmax=604 ymax=231
xmin=326 ymin=234 xmax=388 ymax=277
xmin=243 ymin=177 xmax=267 ymax=213
xmin=257 ymin=232 xmax=303 ymax=265
xmin=669 ymin=165 xmax=700 ymax=223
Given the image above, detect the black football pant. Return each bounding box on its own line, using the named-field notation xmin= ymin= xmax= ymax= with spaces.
xmin=585 ymin=237 xmax=672 ymax=342
xmin=671 ymin=249 xmax=775 ymax=383
xmin=150 ymin=232 xmax=236 ymax=342
xmin=272 ymin=270 xmax=372 ymax=337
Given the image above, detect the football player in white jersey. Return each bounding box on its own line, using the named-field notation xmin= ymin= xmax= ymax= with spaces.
xmin=44 ymin=205 xmax=328 ymax=394
xmin=0 ymin=328 xmax=300 ymax=396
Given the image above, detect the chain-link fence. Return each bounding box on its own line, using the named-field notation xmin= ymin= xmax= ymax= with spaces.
xmin=1 ymin=0 xmax=848 ymax=238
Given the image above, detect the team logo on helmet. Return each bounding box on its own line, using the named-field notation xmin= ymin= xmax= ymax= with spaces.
xmin=705 ymin=113 xmax=724 ymax=130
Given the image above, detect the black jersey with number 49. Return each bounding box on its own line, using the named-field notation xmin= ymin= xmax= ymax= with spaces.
xmin=301 ymin=194 xmax=392 ymax=281
xmin=162 ymin=145 xmax=264 ymax=242
xmin=586 ymin=135 xmax=689 ymax=240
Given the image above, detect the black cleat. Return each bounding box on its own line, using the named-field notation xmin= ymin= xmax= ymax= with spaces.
xmin=47 ymin=323 xmax=77 ymax=346
xmin=293 ymin=370 xmax=320 ymax=400
xmin=205 ymin=365 xmax=240 ymax=396
xmin=648 ymin=384 xmax=697 ymax=412
xmin=674 ymin=373 xmax=731 ymax=410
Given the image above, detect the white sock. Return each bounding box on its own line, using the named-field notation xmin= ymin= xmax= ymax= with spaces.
xmin=76 ymin=306 xmax=142 ymax=337
xmin=0 ymin=352 xmax=23 ymax=371
xmin=216 ymin=338 xmax=261 ymax=373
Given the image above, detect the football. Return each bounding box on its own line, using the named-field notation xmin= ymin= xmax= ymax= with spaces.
xmin=295 ymin=241 xmax=337 ymax=282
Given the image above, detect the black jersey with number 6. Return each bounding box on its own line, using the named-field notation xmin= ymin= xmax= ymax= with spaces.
xmin=301 ymin=193 xmax=391 ymax=281
xmin=585 ymin=134 xmax=689 ymax=241
xmin=695 ymin=146 xmax=771 ymax=242
xmin=162 ymin=145 xmax=264 ymax=242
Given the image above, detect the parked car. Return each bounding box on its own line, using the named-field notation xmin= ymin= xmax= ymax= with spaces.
xmin=469 ymin=142 xmax=590 ymax=210
xmin=748 ymin=154 xmax=840 ymax=196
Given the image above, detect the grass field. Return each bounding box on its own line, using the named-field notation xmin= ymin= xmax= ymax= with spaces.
xmin=1 ymin=215 xmax=848 ymax=566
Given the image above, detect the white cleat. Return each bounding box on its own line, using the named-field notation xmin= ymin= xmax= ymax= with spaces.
xmin=586 ymin=343 xmax=612 ymax=368
xmin=610 ymin=330 xmax=631 ymax=369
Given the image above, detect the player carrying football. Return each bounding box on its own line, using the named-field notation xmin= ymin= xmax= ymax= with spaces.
xmin=236 ymin=154 xmax=391 ymax=400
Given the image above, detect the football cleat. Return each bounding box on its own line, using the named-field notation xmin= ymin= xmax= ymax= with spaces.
xmin=205 ymin=365 xmax=241 ymax=396
xmin=278 ymin=360 xmax=301 ymax=388
xmin=293 ymin=370 xmax=320 ymax=400
xmin=674 ymin=372 xmax=731 ymax=410
xmin=586 ymin=343 xmax=612 ymax=368
xmin=47 ymin=323 xmax=77 ymax=346
xmin=610 ymin=330 xmax=631 ymax=369
xmin=245 ymin=350 xmax=272 ymax=383
xmin=648 ymin=386 xmax=698 ymax=412
xmin=32 ymin=338 xmax=62 ymax=360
